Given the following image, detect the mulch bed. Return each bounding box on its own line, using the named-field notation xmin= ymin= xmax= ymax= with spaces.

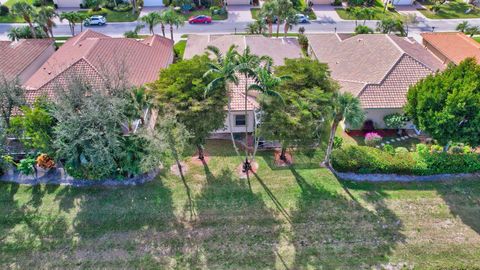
xmin=273 ymin=150 xmax=293 ymax=167
xmin=236 ymin=160 xmax=259 ymax=179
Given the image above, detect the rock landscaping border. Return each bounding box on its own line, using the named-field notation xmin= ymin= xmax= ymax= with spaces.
xmin=0 ymin=167 xmax=160 ymax=187
xmin=333 ymin=170 xmax=480 ymax=182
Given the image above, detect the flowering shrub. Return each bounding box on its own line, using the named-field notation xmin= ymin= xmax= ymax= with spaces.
xmin=364 ymin=132 xmax=382 ymax=146
xmin=36 ymin=154 xmax=55 ymax=169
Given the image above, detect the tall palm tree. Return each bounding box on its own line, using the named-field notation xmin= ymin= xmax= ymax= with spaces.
xmin=60 ymin=11 xmax=78 ymax=36
xmin=323 ymin=92 xmax=365 ymax=166
xmin=12 ymin=2 xmax=37 ymax=39
xmin=36 ymin=6 xmax=57 ymax=38
xmin=158 ymin=10 xmax=167 ymax=37
xmin=456 ymin=21 xmax=470 ymax=33
xmin=76 ymin=12 xmax=88 ymax=33
xmin=259 ymin=0 xmax=279 ymax=37
xmin=248 ymin=66 xmax=289 ymax=162
xmin=163 ymin=7 xmax=184 ymax=41
xmin=204 ymin=45 xmax=241 ymax=156
xmin=140 ymin=12 xmax=162 ymax=35
xmin=283 ymin=8 xmax=297 ymax=37
xmin=275 ymin=0 xmax=292 ymax=37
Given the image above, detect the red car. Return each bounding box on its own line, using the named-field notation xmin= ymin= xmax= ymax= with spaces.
xmin=188 ymin=15 xmax=212 ymax=24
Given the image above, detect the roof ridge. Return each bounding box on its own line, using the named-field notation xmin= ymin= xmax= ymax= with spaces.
xmin=385 ymin=34 xmax=405 ymax=54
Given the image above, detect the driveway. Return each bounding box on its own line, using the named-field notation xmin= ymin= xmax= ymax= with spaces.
xmin=312 ymin=5 xmax=343 ymax=23
xmin=227 ymin=6 xmax=253 ymax=23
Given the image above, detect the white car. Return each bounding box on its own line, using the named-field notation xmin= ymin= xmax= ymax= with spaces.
xmin=84 ymin=15 xmax=107 ymax=26
xmin=296 ymin=14 xmax=309 ymax=23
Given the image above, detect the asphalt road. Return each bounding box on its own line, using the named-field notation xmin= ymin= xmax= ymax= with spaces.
xmin=0 ymin=16 xmax=479 ymax=39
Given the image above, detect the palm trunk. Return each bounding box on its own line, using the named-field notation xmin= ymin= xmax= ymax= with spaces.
xmin=132 ymin=0 xmax=137 ymax=15
xmin=26 ymin=19 xmax=37 ymax=39
xmin=197 ymin=144 xmax=205 ymax=160
xmin=276 ymin=20 xmax=280 ymax=37
xmin=161 ymin=24 xmax=166 ymax=37
xmin=324 ymin=118 xmax=340 ymax=166
xmin=244 ymin=73 xmax=250 ymax=171
xmin=80 ymin=21 xmax=83 ymax=33
xmin=268 ymin=22 xmax=272 ymax=37
xmin=227 ymin=88 xmax=239 ymax=155
xmin=170 ymin=25 xmax=174 ymax=41
xmin=280 ymin=147 xmax=287 ymax=161
xmin=284 ymin=22 xmax=288 ymax=37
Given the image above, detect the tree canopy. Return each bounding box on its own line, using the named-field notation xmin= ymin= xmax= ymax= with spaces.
xmin=405 ymin=58 xmax=480 ymax=147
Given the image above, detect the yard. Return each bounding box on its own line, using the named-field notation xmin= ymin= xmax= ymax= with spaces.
xmin=77 ymin=8 xmax=140 ymax=22
xmin=0 ymin=0 xmax=55 ymax=23
xmin=1 ymin=140 xmax=479 ymax=269
xmin=250 ymin=7 xmax=316 ymax=20
xmin=474 ymin=36 xmax=480 ymax=43
xmin=179 ymin=9 xmax=228 ymax=21
xmin=335 ymin=0 xmax=400 ymax=20
xmin=418 ymin=0 xmax=480 ymax=19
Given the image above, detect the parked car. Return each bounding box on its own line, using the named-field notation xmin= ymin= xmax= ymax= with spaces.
xmin=84 ymin=15 xmax=107 ymax=26
xmin=296 ymin=14 xmax=309 ymax=24
xmin=188 ymin=15 xmax=212 ymax=24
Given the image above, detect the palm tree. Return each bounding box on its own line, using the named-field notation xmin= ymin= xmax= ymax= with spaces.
xmin=360 ymin=8 xmax=375 ymax=25
xmin=36 ymin=6 xmax=57 ymax=38
xmin=12 ymin=2 xmax=37 ymax=39
xmin=60 ymin=11 xmax=78 ymax=36
xmin=259 ymin=0 xmax=279 ymax=37
xmin=76 ymin=12 xmax=89 ymax=33
xmin=204 ymin=45 xmax=241 ymax=157
xmin=275 ymin=0 xmax=292 ymax=37
xmin=158 ymin=10 xmax=167 ymax=37
xmin=466 ymin=25 xmax=480 ymax=37
xmin=246 ymin=19 xmax=267 ymax=34
xmin=323 ymin=92 xmax=365 ymax=166
xmin=163 ymin=7 xmax=184 ymax=41
xmin=283 ymin=8 xmax=297 ymax=37
xmin=140 ymin=12 xmax=162 ymax=35
xmin=248 ymin=66 xmax=289 ymax=162
xmin=456 ymin=21 xmax=470 ymax=33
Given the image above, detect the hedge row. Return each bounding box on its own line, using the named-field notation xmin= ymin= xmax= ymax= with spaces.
xmin=331 ymin=145 xmax=480 ymax=175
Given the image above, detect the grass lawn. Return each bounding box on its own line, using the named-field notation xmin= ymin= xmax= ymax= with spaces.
xmin=475 ymin=36 xmax=480 ymax=43
xmin=174 ymin=40 xmax=186 ymax=59
xmin=336 ymin=0 xmax=399 ymax=20
xmin=1 ymin=140 xmax=479 ymax=268
xmin=0 ymin=0 xmax=55 ymax=22
xmin=179 ymin=9 xmax=227 ymax=21
xmin=78 ymin=8 xmax=140 ymax=22
xmin=251 ymin=7 xmax=316 ymax=20
xmin=419 ymin=0 xmax=480 ymax=19
xmin=3 ymin=0 xmax=35 ymax=7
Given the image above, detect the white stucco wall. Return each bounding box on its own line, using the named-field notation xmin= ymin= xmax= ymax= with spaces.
xmin=54 ymin=0 xmax=82 ymax=8
xmin=214 ymin=110 xmax=255 ymax=134
xmin=345 ymin=108 xmax=411 ymax=130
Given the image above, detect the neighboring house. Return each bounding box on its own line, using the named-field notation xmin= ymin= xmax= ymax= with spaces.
xmin=307 ymin=33 xmax=444 ymax=129
xmin=0 ymin=39 xmax=55 ymax=85
xmin=421 ymin=32 xmax=480 ymax=65
xmin=23 ymin=30 xmax=174 ymax=103
xmin=183 ymin=34 xmax=303 ymax=135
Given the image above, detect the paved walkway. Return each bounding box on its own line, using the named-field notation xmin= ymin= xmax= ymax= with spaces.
xmin=139 ymin=6 xmax=166 ymax=17
xmin=227 ymin=6 xmax=253 ymax=22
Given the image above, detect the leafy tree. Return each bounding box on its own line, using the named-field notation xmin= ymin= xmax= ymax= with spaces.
xmin=140 ymin=11 xmax=162 ymax=35
xmin=11 ymin=2 xmax=37 ymax=39
xmin=259 ymin=0 xmax=279 ymax=37
xmin=456 ymin=21 xmax=470 ymax=33
xmin=376 ymin=18 xmax=405 ymax=36
xmin=354 ymin=25 xmax=373 ymax=34
xmin=259 ymin=58 xmax=337 ymax=161
xmin=163 ymin=7 xmax=184 ymax=41
xmin=357 ymin=8 xmax=375 ymax=25
xmin=0 ymin=76 xmax=25 ymax=128
xmin=204 ymin=45 xmax=241 ymax=155
xmin=7 ymin=25 xmax=46 ymax=41
xmin=10 ymin=97 xmax=56 ymax=155
xmin=275 ymin=0 xmax=293 ymax=37
xmin=246 ymin=19 xmax=267 ymax=35
xmin=151 ymin=55 xmax=227 ymax=160
xmin=405 ymin=58 xmax=480 ymax=148
xmin=60 ymin=11 xmax=79 ymax=36
xmin=35 ymin=6 xmax=57 ymax=38
xmin=465 ymin=25 xmax=480 ymax=37
xmin=401 ymin=13 xmax=418 ymax=36
xmin=283 ymin=8 xmax=298 ymax=37
xmin=324 ymin=92 xmax=364 ymax=165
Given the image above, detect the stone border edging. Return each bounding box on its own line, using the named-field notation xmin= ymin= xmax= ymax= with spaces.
xmin=332 ymin=169 xmax=480 ymax=182
xmin=0 ymin=168 xmax=160 ymax=187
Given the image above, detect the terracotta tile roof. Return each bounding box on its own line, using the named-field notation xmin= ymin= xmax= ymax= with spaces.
xmin=0 ymin=39 xmax=54 ymax=80
xmin=23 ymin=30 xmax=174 ymax=102
xmin=307 ymin=33 xmax=444 ymax=109
xmin=183 ymin=34 xmax=303 ymax=66
xmin=421 ymin=32 xmax=480 ymax=65
xmin=228 ymin=76 xmax=259 ymax=111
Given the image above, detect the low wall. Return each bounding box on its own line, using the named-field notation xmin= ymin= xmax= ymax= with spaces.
xmin=333 ymin=170 xmax=480 ymax=182
xmin=0 ymin=167 xmax=160 ymax=187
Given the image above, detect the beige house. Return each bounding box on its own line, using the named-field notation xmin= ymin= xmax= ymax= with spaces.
xmin=0 ymin=39 xmax=55 ymax=85
xmin=183 ymin=34 xmax=303 ymax=135
xmin=307 ymin=33 xmax=444 ymax=129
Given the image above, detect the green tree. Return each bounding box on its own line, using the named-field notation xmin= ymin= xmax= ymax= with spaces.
xmin=283 ymin=8 xmax=298 ymax=37
xmin=456 ymin=21 xmax=470 ymax=33
xmin=60 ymin=11 xmax=79 ymax=36
xmin=358 ymin=8 xmax=375 ymax=25
xmin=354 ymin=25 xmax=374 ymax=34
xmin=204 ymin=45 xmax=241 ymax=155
xmin=7 ymin=25 xmax=45 ymax=41
xmin=376 ymin=18 xmax=405 ymax=36
xmin=12 ymin=2 xmax=37 ymax=39
xmin=259 ymin=0 xmax=279 ymax=37
xmin=0 ymin=76 xmax=25 ymax=128
xmin=140 ymin=11 xmax=162 ymax=35
xmin=466 ymin=25 xmax=480 ymax=37
xmin=151 ymin=55 xmax=227 ymax=160
xmin=35 ymin=6 xmax=57 ymax=38
xmin=405 ymin=58 xmax=480 ymax=148
xmin=246 ymin=19 xmax=267 ymax=35
xmin=324 ymin=92 xmax=364 ymax=166
xmin=275 ymin=0 xmax=293 ymax=37
xmin=163 ymin=7 xmax=184 ymax=41
xmin=10 ymin=97 xmax=55 ymax=155
xmin=259 ymin=58 xmax=337 ymax=161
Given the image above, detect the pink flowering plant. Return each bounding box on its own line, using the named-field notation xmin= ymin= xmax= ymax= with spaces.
xmin=364 ymin=132 xmax=382 ymax=146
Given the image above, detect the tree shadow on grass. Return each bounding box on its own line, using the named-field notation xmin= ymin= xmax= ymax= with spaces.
xmin=289 ymin=167 xmax=404 ymax=269
xmin=193 ymin=163 xmax=281 ymax=269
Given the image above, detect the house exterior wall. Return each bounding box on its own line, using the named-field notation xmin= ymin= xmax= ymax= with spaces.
xmin=143 ymin=0 xmax=165 ymax=7
xmin=54 ymin=0 xmax=82 ymax=8
xmin=18 ymin=44 xmax=55 ymax=85
xmin=309 ymin=0 xmax=332 ymax=5
xmin=422 ymin=41 xmax=453 ymax=65
xmin=214 ymin=110 xmax=255 ymax=134
xmin=345 ymin=108 xmax=407 ymax=129
xmin=391 ymin=0 xmax=414 ymax=5
xmin=226 ymin=0 xmax=251 ymax=5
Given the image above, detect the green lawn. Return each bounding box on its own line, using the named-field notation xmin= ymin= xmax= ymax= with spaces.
xmin=251 ymin=7 xmax=316 ymax=20
xmin=336 ymin=0 xmax=399 ymax=20
xmin=0 ymin=0 xmax=54 ymax=23
xmin=179 ymin=9 xmax=228 ymax=21
xmin=1 ymin=140 xmax=479 ymax=268
xmin=174 ymin=39 xmax=186 ymax=59
xmin=77 ymin=8 xmax=140 ymax=22
xmin=475 ymin=36 xmax=480 ymax=43
xmin=419 ymin=0 xmax=480 ymax=19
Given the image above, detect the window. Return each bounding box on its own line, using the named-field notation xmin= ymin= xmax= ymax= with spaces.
xmin=235 ymin=115 xmax=246 ymax=126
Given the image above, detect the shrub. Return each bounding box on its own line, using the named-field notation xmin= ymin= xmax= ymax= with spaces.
xmin=298 ymin=26 xmax=305 ymax=34
xmin=355 ymin=25 xmax=373 ymax=34
xmin=124 ymin=30 xmax=138 ymax=38
xmin=36 ymin=154 xmax=55 ymax=169
xmin=333 ymin=136 xmax=343 ymax=149
xmin=395 ymin=147 xmax=408 ymax=154
xmin=416 ymin=143 xmax=429 ymax=156
xmin=17 ymin=157 xmax=36 ymax=176
xmin=298 ymin=34 xmax=308 ymax=51
xmin=114 ymin=3 xmax=132 ymax=11
xmin=383 ymin=113 xmax=408 ymax=129
xmin=332 ymin=0 xmax=342 ymax=6
xmin=0 ymin=5 xmax=10 ymax=16
xmin=430 ymin=144 xmax=443 ymax=153
xmin=32 ymin=0 xmax=43 ymax=7
xmin=383 ymin=144 xmax=395 ymax=155
xmin=364 ymin=132 xmax=382 ymax=146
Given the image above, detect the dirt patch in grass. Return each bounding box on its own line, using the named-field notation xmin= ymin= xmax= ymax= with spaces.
xmin=170 ymin=162 xmax=189 ymax=176
xmin=273 ymin=150 xmax=293 ymax=167
xmin=236 ymin=160 xmax=259 ymax=179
